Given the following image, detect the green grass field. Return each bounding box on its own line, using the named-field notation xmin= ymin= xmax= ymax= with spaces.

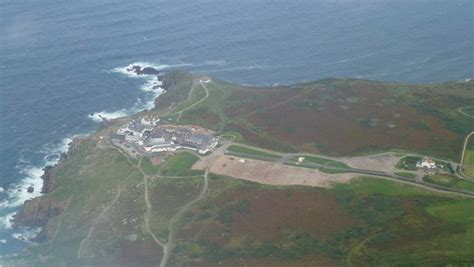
xmin=158 ymin=152 xmax=203 ymax=176
xmin=295 ymin=155 xmax=350 ymax=169
xmin=226 ymin=145 xmax=281 ymax=160
xmin=169 ymin=75 xmax=474 ymax=161
xmin=395 ymin=171 xmax=417 ymax=179
xmin=8 ymin=140 xmax=474 ymax=266
xmin=423 ymin=174 xmax=474 ymax=191
xmin=169 ymin=176 xmax=474 ymax=266
xmin=140 ymin=157 xmax=161 ymax=175
xmin=170 ymin=84 xmax=207 ymax=115
xmin=426 ymin=199 xmax=474 ymax=224
xmin=462 ymin=136 xmax=474 ymax=178
xmin=396 ymin=156 xmax=421 ymax=171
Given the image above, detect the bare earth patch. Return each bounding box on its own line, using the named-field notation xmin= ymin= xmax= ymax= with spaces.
xmin=193 ymin=155 xmax=354 ymax=187
xmin=342 ymin=153 xmax=400 ymax=173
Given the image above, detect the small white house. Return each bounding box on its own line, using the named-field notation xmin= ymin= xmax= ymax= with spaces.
xmin=200 ymin=77 xmax=211 ymax=84
xmin=416 ymin=158 xmax=436 ymax=169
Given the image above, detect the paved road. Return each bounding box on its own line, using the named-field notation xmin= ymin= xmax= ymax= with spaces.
xmin=219 ymin=141 xmax=474 ymax=198
xmin=458 ymin=106 xmax=474 ymax=119
xmin=459 ymin=131 xmax=474 ymax=179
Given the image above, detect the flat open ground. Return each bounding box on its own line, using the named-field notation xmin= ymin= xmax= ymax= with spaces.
xmin=342 ymin=153 xmax=400 ymax=173
xmin=193 ymin=155 xmax=354 ymax=187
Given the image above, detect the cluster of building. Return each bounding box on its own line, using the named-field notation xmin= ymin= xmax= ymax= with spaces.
xmin=416 ymin=157 xmax=437 ymax=170
xmin=114 ymin=117 xmax=219 ymax=155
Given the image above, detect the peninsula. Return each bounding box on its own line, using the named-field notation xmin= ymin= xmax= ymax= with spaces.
xmin=5 ymin=69 xmax=474 ymax=267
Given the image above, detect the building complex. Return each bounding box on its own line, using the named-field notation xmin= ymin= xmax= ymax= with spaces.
xmin=113 ymin=116 xmax=219 ymax=155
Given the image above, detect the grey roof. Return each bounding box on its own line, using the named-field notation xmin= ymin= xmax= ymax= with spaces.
xmin=150 ymin=129 xmax=164 ymax=139
xmin=145 ymin=137 xmax=169 ymax=147
xmin=128 ymin=121 xmax=145 ymax=132
xmin=186 ymin=134 xmax=212 ymax=144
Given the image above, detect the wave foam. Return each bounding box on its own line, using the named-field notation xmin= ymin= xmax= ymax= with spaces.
xmin=140 ymin=76 xmax=163 ymax=92
xmin=88 ymin=110 xmax=130 ymax=122
xmin=0 ymin=212 xmax=16 ymax=230
xmin=89 ymin=62 xmax=172 ymax=123
xmin=12 ymin=227 xmax=41 ymax=243
xmin=112 ymin=62 xmax=192 ymax=78
xmin=0 ymin=137 xmax=73 ymax=212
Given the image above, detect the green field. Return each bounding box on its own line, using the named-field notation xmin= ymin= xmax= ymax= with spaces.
xmin=160 ymin=74 xmax=474 ymax=161
xmin=295 ymin=155 xmax=350 ymax=169
xmin=394 ymin=171 xmax=417 ymax=179
xmin=426 ymin=199 xmax=474 ymax=224
xmin=140 ymin=157 xmax=161 ymax=175
xmin=226 ymin=145 xmax=281 ymax=160
xmin=462 ymin=136 xmax=474 ymax=178
xmin=169 ymin=176 xmax=474 ymax=266
xmin=396 ymin=156 xmax=421 ymax=171
xmin=460 ymin=106 xmax=474 ymax=117
xmin=6 ymin=138 xmax=474 ymax=266
xmin=169 ymin=84 xmax=207 ymax=115
xmin=158 ymin=152 xmax=203 ymax=176
xmin=423 ymin=174 xmax=474 ymax=191
xmin=140 ymin=152 xmax=202 ymax=177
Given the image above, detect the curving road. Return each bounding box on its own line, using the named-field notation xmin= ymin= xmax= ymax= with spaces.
xmin=459 ymin=131 xmax=474 ymax=179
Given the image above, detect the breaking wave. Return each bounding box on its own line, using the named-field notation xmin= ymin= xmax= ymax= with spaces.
xmin=0 ymin=137 xmax=73 ymax=237
xmin=89 ymin=62 xmax=172 ymax=122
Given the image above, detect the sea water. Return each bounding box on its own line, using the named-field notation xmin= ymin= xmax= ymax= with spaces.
xmin=0 ymin=0 xmax=473 ymax=255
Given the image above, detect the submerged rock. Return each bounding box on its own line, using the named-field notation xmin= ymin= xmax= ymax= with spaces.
xmin=126 ymin=65 xmax=160 ymax=75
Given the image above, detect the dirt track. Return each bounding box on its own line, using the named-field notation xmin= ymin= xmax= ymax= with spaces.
xmin=193 ymin=155 xmax=354 ymax=188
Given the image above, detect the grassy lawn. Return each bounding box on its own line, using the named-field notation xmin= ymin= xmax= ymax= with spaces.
xmin=426 ymin=199 xmax=474 ymax=224
xmin=140 ymin=157 xmax=161 ymax=175
xmin=296 ymin=155 xmax=350 ymax=169
xmin=423 ymin=174 xmax=459 ymax=187
xmin=394 ymin=171 xmax=417 ymax=179
xmin=396 ymin=156 xmax=421 ymax=171
xmin=462 ymin=150 xmax=474 ymax=178
xmin=158 ymin=152 xmax=203 ymax=176
xmin=460 ymin=106 xmax=474 ymax=117
xmin=334 ymin=177 xmax=442 ymax=197
xmin=455 ymin=180 xmax=474 ymax=191
xmin=170 ymin=84 xmax=207 ymax=115
xmin=227 ymin=145 xmax=281 ymax=159
xmin=423 ymin=174 xmax=474 ymax=192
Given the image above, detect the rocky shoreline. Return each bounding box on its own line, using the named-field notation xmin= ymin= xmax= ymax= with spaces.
xmin=12 ymin=138 xmax=82 ymax=242
xmin=11 ymin=66 xmax=185 ymax=243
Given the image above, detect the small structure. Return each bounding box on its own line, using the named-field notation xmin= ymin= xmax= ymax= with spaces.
xmin=200 ymin=77 xmax=211 ymax=84
xmin=416 ymin=157 xmax=436 ymax=169
xmin=298 ymin=157 xmax=305 ymax=163
xmin=238 ymin=159 xmax=246 ymax=164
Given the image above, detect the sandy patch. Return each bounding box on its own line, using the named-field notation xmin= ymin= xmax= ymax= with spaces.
xmin=193 ymin=155 xmax=354 ymax=188
xmin=343 ymin=153 xmax=399 ymax=173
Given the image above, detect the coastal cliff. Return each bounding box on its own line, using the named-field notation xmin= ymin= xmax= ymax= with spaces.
xmin=13 ymin=138 xmax=84 ymax=242
xmin=11 ymin=69 xmax=194 ymax=243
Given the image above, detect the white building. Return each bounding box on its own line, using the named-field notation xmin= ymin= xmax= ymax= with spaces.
xmin=200 ymin=77 xmax=211 ymax=84
xmin=416 ymin=158 xmax=436 ymax=169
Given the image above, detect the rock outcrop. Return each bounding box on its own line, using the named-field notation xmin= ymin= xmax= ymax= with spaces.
xmin=13 ymin=197 xmax=64 ymax=229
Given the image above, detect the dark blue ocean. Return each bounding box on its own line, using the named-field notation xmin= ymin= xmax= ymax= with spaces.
xmin=0 ymin=0 xmax=473 ymax=255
